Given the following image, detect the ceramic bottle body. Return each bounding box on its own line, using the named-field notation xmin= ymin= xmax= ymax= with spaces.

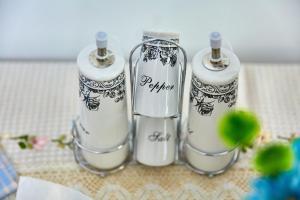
xmin=185 ymin=47 xmax=240 ymax=172
xmin=77 ymin=45 xmax=129 ymax=170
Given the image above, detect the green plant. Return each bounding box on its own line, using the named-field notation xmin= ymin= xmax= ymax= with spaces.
xmin=218 ymin=109 xmax=260 ymax=151
xmin=253 ymin=142 xmax=294 ymax=176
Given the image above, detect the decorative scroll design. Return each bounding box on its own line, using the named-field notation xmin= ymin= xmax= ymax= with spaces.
xmin=140 ymin=35 xmax=179 ymax=67
xmin=190 ymin=75 xmax=238 ymax=116
xmin=191 ymin=75 xmax=238 ymax=95
xmin=79 ymin=72 xmax=125 ymax=111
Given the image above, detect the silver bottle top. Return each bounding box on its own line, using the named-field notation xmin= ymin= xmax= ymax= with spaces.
xmin=202 ymin=32 xmax=230 ymax=71
xmin=89 ymin=31 xmax=115 ymax=68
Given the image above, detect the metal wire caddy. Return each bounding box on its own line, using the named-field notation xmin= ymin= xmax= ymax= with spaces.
xmin=71 ymin=38 xmax=240 ymax=177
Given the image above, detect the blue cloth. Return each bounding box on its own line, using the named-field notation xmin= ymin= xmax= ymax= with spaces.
xmin=0 ymin=151 xmax=17 ymax=199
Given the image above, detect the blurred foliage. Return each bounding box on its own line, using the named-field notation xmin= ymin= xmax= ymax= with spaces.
xmin=218 ymin=109 xmax=260 ymax=151
xmin=253 ymin=142 xmax=294 ymax=176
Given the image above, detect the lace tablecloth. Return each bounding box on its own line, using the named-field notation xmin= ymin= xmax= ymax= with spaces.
xmin=0 ymin=61 xmax=299 ymax=199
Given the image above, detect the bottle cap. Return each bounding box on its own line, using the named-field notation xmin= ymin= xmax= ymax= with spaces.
xmin=96 ymin=31 xmax=108 ymax=49
xmin=210 ymin=32 xmax=222 ymax=49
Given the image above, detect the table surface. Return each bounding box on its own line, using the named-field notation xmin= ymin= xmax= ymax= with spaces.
xmin=0 ymin=61 xmax=300 ymax=200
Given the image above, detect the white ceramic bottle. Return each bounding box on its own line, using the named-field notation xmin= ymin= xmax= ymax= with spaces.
xmin=134 ymin=31 xmax=181 ymax=166
xmin=185 ymin=32 xmax=241 ymax=173
xmin=77 ymin=32 xmax=129 ymax=170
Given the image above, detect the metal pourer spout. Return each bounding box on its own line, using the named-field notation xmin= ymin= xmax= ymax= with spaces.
xmin=202 ymin=32 xmax=229 ymax=71
xmin=92 ymin=31 xmax=115 ymax=68
xmin=96 ymin=32 xmax=108 ymax=61
xmin=210 ymin=32 xmax=222 ymax=63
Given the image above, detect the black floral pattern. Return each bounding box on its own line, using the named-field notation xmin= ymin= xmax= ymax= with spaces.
xmin=141 ymin=36 xmax=179 ymax=67
xmin=79 ymin=72 xmax=125 ymax=111
xmin=190 ymin=76 xmax=238 ymax=116
xmin=191 ymin=75 xmax=238 ymax=95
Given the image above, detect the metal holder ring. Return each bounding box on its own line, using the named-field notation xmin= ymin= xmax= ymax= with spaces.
xmin=182 ymin=140 xmax=240 ymax=177
xmin=71 ymin=119 xmax=132 ymax=177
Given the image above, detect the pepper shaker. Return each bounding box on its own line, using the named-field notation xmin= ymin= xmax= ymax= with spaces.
xmin=134 ymin=31 xmax=181 ymax=118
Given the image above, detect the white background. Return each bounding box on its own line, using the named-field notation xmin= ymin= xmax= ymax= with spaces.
xmin=0 ymin=0 xmax=299 ymax=62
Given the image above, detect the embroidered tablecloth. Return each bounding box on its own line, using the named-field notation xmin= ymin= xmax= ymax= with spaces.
xmin=0 ymin=61 xmax=299 ymax=199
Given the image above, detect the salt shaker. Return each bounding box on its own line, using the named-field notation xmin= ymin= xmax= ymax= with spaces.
xmin=130 ymin=31 xmax=186 ymax=166
xmin=75 ymin=32 xmax=130 ymax=171
xmin=184 ymin=32 xmax=240 ymax=174
xmin=135 ymin=116 xmax=177 ymax=166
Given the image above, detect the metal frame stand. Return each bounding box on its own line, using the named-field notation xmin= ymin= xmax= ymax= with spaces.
xmin=71 ymin=38 xmax=240 ymax=177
